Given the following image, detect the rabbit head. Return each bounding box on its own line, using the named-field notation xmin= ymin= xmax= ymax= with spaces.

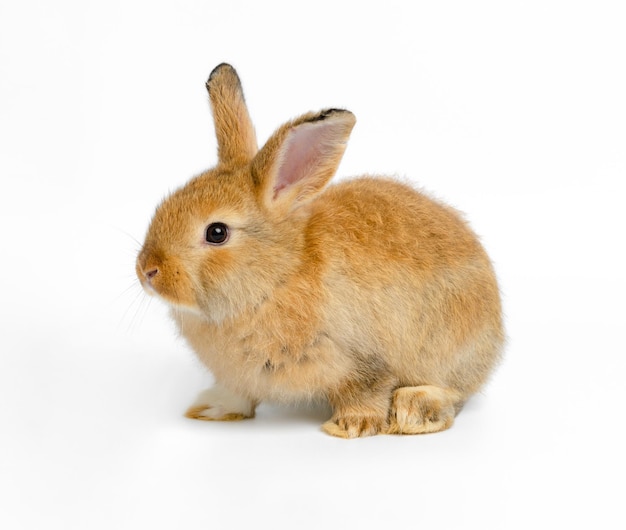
xmin=136 ymin=64 xmax=355 ymax=323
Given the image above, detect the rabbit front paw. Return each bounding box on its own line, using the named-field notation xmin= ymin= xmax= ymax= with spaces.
xmin=184 ymin=385 xmax=256 ymax=422
xmin=322 ymin=414 xmax=387 ymax=439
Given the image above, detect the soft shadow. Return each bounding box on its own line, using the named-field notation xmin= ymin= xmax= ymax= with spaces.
xmin=255 ymin=401 xmax=332 ymax=427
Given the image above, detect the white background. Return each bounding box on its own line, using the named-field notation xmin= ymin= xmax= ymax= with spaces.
xmin=1 ymin=1 xmax=625 ymax=528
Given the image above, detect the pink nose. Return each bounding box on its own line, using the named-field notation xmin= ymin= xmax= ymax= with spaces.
xmin=145 ymin=268 xmax=159 ymax=281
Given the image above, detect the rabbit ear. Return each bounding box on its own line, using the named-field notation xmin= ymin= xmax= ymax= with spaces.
xmin=206 ymin=63 xmax=258 ymax=167
xmin=252 ymin=109 xmax=356 ymax=213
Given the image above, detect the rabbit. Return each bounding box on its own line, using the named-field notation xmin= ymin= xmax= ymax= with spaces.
xmin=136 ymin=63 xmax=504 ymax=438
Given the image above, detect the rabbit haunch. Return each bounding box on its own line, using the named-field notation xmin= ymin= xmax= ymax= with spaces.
xmin=136 ymin=63 xmax=504 ymax=438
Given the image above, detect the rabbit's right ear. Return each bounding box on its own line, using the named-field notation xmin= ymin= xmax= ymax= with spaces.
xmin=206 ymin=63 xmax=258 ymax=167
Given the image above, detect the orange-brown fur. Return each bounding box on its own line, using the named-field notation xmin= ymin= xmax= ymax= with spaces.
xmin=136 ymin=63 xmax=504 ymax=438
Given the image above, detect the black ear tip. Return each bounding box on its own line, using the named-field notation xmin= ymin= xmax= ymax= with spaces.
xmin=207 ymin=62 xmax=236 ymax=87
xmin=309 ymin=108 xmax=353 ymax=123
xmin=209 ymin=62 xmax=233 ymax=78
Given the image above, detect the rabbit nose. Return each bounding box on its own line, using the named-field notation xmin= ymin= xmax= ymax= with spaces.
xmin=145 ymin=268 xmax=159 ymax=281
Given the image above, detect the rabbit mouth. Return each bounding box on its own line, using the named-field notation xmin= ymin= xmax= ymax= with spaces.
xmin=138 ymin=277 xmax=157 ymax=297
xmin=142 ymin=281 xmax=205 ymax=317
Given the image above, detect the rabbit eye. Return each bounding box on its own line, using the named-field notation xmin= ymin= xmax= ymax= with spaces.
xmin=205 ymin=222 xmax=229 ymax=245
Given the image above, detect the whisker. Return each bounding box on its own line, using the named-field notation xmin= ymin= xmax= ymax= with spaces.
xmin=117 ymin=279 xmax=153 ymax=335
xmin=120 ymin=290 xmax=143 ymax=333
xmin=114 ymin=280 xmax=143 ymax=304
xmin=128 ymin=292 xmax=152 ymax=335
xmin=136 ymin=295 xmax=154 ymax=333
xmin=111 ymin=225 xmax=143 ymax=249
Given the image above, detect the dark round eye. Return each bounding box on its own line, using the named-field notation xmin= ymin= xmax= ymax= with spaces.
xmin=205 ymin=222 xmax=229 ymax=245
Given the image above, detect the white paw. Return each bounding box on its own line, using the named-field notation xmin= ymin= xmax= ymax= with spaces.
xmin=185 ymin=385 xmax=255 ymax=421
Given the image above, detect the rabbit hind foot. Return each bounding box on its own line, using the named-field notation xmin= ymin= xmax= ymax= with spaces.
xmin=385 ymin=385 xmax=462 ymax=435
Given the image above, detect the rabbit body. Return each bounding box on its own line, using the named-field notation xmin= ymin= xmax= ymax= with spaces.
xmin=137 ymin=64 xmax=504 ymax=438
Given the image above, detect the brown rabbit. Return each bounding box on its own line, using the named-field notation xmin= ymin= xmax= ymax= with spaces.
xmin=136 ymin=63 xmax=504 ymax=438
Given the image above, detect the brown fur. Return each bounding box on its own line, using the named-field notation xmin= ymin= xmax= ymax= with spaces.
xmin=136 ymin=63 xmax=504 ymax=438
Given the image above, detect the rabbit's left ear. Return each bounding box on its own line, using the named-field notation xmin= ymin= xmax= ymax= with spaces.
xmin=207 ymin=63 xmax=258 ymax=167
xmin=252 ymin=109 xmax=356 ymax=213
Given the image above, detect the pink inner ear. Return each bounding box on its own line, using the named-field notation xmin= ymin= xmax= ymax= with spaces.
xmin=273 ymin=123 xmax=328 ymax=199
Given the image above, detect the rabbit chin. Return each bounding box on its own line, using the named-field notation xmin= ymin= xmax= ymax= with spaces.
xmin=138 ymin=277 xmax=244 ymax=324
xmin=168 ymin=304 xmax=205 ymax=321
xmin=166 ymin=297 xmax=232 ymax=324
xmin=141 ymin=288 xmax=205 ymax=318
